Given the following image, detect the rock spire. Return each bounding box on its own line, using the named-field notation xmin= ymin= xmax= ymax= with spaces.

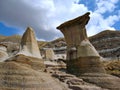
xmin=18 ymin=27 xmax=42 ymax=58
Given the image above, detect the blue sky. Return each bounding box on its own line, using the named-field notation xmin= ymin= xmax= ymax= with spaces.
xmin=0 ymin=0 xmax=120 ymax=41
xmin=0 ymin=22 xmax=21 ymax=36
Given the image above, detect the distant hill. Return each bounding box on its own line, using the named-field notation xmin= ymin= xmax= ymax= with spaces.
xmin=43 ymin=30 xmax=120 ymax=58
xmin=0 ymin=35 xmax=48 ymax=54
xmin=0 ymin=35 xmax=6 ymax=40
xmin=89 ymin=30 xmax=120 ymax=50
xmin=0 ymin=30 xmax=120 ymax=58
xmin=44 ymin=37 xmax=66 ymax=48
xmin=89 ymin=30 xmax=120 ymax=58
xmin=38 ymin=41 xmax=48 ymax=49
xmin=0 ymin=35 xmax=21 ymax=43
xmin=0 ymin=35 xmax=22 ymax=55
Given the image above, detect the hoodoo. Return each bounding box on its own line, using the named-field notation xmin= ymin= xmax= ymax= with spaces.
xmin=45 ymin=48 xmax=55 ymax=60
xmin=18 ymin=27 xmax=42 ymax=58
xmin=57 ymin=12 xmax=105 ymax=75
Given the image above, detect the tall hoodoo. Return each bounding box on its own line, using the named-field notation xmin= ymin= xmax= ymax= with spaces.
xmin=18 ymin=27 xmax=42 ymax=58
xmin=57 ymin=12 xmax=105 ymax=75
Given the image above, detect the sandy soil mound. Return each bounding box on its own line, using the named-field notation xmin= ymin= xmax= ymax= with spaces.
xmin=0 ymin=61 xmax=67 ymax=90
xmin=5 ymin=54 xmax=45 ymax=71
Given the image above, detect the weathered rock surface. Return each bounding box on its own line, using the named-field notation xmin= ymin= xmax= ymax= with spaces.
xmin=104 ymin=60 xmax=120 ymax=77
xmin=80 ymin=73 xmax=120 ymax=90
xmin=5 ymin=54 xmax=45 ymax=71
xmin=0 ymin=44 xmax=8 ymax=61
xmin=18 ymin=27 xmax=42 ymax=58
xmin=77 ymin=40 xmax=100 ymax=57
xmin=89 ymin=30 xmax=120 ymax=58
xmin=52 ymin=73 xmax=106 ymax=90
xmin=57 ymin=12 xmax=105 ymax=75
xmin=42 ymin=30 xmax=120 ymax=59
xmin=67 ymin=57 xmax=105 ymax=76
xmin=44 ymin=48 xmax=55 ymax=60
xmin=0 ymin=61 xmax=67 ymax=90
xmin=57 ymin=12 xmax=120 ymax=90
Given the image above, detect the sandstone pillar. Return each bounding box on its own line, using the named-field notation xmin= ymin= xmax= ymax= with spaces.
xmin=18 ymin=27 xmax=42 ymax=59
xmin=45 ymin=48 xmax=55 ymax=60
xmin=57 ymin=12 xmax=105 ymax=75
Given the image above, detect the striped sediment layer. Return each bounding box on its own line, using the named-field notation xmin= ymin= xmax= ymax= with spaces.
xmin=5 ymin=54 xmax=45 ymax=71
xmin=0 ymin=61 xmax=67 ymax=90
xmin=67 ymin=56 xmax=105 ymax=76
xmin=80 ymin=73 xmax=120 ymax=90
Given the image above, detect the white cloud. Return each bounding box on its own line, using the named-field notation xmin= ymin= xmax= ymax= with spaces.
xmin=86 ymin=0 xmax=119 ymax=36
xmin=105 ymin=15 xmax=119 ymax=26
xmin=0 ymin=0 xmax=119 ymax=41
xmin=95 ymin=0 xmax=118 ymax=14
xmin=0 ymin=0 xmax=89 ymax=40
xmin=70 ymin=3 xmax=88 ymax=13
xmin=87 ymin=12 xmax=119 ymax=36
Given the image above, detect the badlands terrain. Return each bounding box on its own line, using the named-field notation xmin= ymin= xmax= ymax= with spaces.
xmin=0 ymin=13 xmax=120 ymax=90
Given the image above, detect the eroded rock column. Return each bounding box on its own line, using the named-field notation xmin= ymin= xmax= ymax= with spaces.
xmin=18 ymin=27 xmax=42 ymax=59
xmin=57 ymin=12 xmax=105 ymax=75
xmin=45 ymin=48 xmax=55 ymax=60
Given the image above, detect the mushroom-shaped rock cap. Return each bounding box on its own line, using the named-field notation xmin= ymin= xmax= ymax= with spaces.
xmin=57 ymin=12 xmax=90 ymax=30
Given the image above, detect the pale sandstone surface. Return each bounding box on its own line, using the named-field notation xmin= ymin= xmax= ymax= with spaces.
xmin=80 ymin=73 xmax=120 ymax=90
xmin=44 ymin=48 xmax=56 ymax=60
xmin=5 ymin=54 xmax=45 ymax=71
xmin=18 ymin=27 xmax=42 ymax=58
xmin=0 ymin=61 xmax=68 ymax=90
